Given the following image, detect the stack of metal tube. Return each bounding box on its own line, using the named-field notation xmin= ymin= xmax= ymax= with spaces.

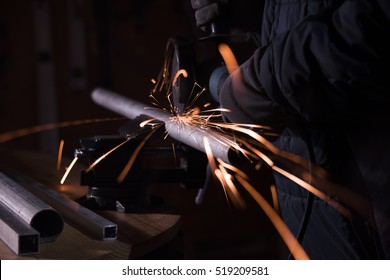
xmin=0 ymin=171 xmax=63 ymax=255
xmin=0 ymin=170 xmax=118 ymax=256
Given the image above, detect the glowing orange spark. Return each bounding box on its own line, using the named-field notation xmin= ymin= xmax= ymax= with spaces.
xmin=215 ymin=123 xmax=279 ymax=154
xmin=272 ymin=166 xmax=352 ymax=219
xmin=270 ymin=185 xmax=279 ymax=213
xmin=172 ymin=69 xmax=188 ymax=87
xmin=218 ymin=163 xmax=246 ymax=209
xmin=0 ymin=117 xmax=125 ymax=144
xmin=203 ymin=137 xmax=218 ymax=172
xmin=139 ymin=118 xmax=163 ymax=128
xmin=57 ymin=139 xmax=65 ymax=171
xmin=191 ymin=107 xmax=200 ymax=115
xmin=204 ymin=137 xmax=231 ymax=207
xmin=60 ymin=156 xmax=79 ymax=184
xmin=117 ymin=128 xmax=157 ymax=183
xmin=172 ymin=143 xmax=178 ymax=165
xmin=241 ymin=139 xmax=275 ymax=166
xmin=85 ymin=138 xmax=132 ymax=173
xmin=214 ymin=168 xmax=232 ymax=209
xmin=185 ymin=83 xmax=207 ymax=111
xmin=217 ymin=158 xmax=249 ymax=181
xmin=218 ymin=43 xmax=239 ymax=75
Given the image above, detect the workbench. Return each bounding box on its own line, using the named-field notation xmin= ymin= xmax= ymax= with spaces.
xmin=0 ymin=149 xmax=181 ymax=260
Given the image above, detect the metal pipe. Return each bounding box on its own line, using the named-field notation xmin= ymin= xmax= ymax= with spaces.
xmin=0 ymin=172 xmax=63 ymax=243
xmin=0 ymin=201 xmax=39 ymax=255
xmin=91 ymin=88 xmax=236 ymax=163
xmin=10 ymin=173 xmax=117 ymax=240
xmin=91 ymin=87 xmax=171 ymax=121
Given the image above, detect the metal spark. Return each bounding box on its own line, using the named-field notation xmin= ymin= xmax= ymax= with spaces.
xmin=0 ymin=117 xmax=125 ymax=144
xmin=219 ymin=163 xmax=246 ymax=209
xmin=185 ymin=82 xmax=207 ymax=111
xmin=172 ymin=69 xmax=188 ymax=87
xmin=274 ymin=166 xmax=352 ymax=219
xmin=218 ymin=43 xmax=239 ymax=75
xmin=85 ymin=138 xmax=132 ymax=173
xmin=57 ymin=139 xmax=65 ymax=171
xmin=60 ymin=156 xmax=79 ymax=184
xmin=117 ymin=127 xmax=158 ymax=183
xmin=204 ymin=137 xmax=245 ymax=208
xmin=270 ymin=185 xmax=279 ymax=213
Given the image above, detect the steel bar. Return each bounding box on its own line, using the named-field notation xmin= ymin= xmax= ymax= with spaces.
xmin=10 ymin=173 xmax=117 ymax=240
xmin=0 ymin=201 xmax=39 ymax=255
xmin=91 ymin=88 xmax=236 ymax=163
xmin=0 ymin=172 xmax=63 ymax=243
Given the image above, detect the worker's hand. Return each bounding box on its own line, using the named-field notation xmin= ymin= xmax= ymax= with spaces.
xmin=219 ymin=48 xmax=290 ymax=132
xmin=191 ymin=0 xmax=228 ymax=30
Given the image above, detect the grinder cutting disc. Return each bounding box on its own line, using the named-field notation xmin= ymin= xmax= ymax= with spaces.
xmin=165 ymin=37 xmax=196 ymax=115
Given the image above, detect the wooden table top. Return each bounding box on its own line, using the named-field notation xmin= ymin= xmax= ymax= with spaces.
xmin=0 ymin=149 xmax=181 ymax=260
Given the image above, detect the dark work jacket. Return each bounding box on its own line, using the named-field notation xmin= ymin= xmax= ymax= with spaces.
xmin=220 ymin=0 xmax=390 ymax=259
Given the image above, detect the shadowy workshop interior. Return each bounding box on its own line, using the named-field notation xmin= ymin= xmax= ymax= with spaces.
xmin=0 ymin=0 xmax=286 ymax=259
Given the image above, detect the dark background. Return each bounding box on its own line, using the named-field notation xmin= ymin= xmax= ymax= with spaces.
xmin=0 ymin=0 xmax=286 ymax=259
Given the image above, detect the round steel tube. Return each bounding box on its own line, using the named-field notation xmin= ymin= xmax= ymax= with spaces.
xmin=0 ymin=172 xmax=63 ymax=243
xmin=14 ymin=174 xmax=117 ymax=241
xmin=91 ymin=88 xmax=235 ymax=163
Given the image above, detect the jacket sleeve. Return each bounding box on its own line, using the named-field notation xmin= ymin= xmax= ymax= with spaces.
xmin=241 ymin=0 xmax=390 ymax=124
xmin=221 ymin=0 xmax=390 ymax=125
